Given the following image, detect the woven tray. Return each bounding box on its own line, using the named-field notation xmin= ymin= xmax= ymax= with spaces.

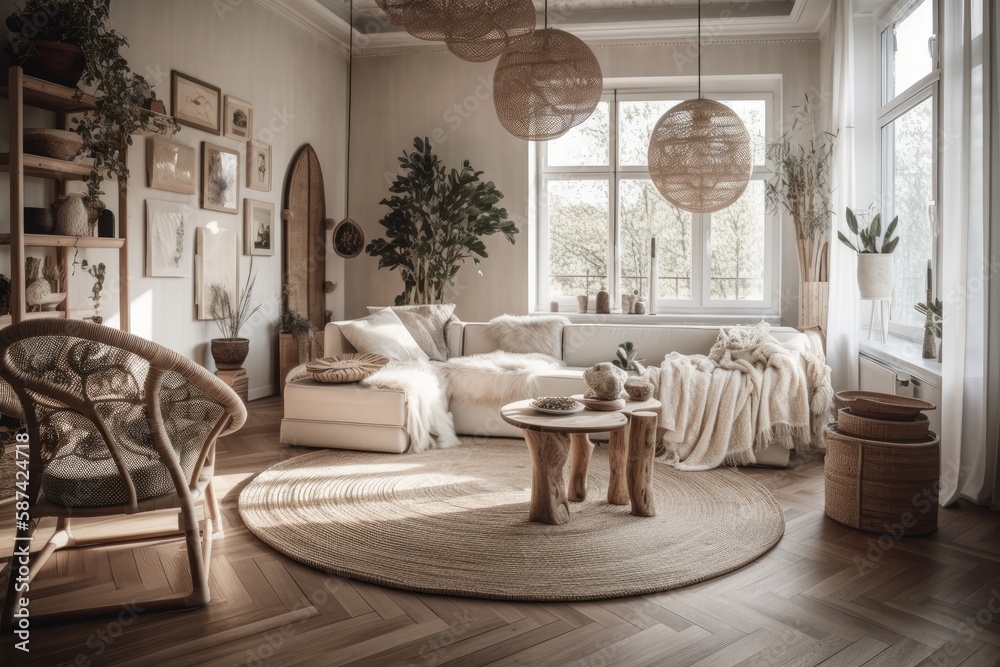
xmin=835 ymin=390 xmax=936 ymax=421
xmin=307 ymin=353 xmax=388 ymax=384
xmin=837 ymin=408 xmax=930 ymax=442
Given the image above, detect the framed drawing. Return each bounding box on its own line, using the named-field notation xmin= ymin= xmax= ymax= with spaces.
xmin=145 ymin=201 xmax=190 ymax=277
xmin=195 ymin=226 xmax=239 ymax=320
xmin=201 ymin=142 xmax=240 ymax=213
xmin=244 ymin=200 xmax=275 ymax=256
xmin=224 ymin=96 xmax=253 ymax=141
xmin=246 ymin=140 xmax=271 ymax=191
xmin=147 ymin=137 xmax=196 ymax=195
xmin=171 ymin=71 xmax=221 ymax=134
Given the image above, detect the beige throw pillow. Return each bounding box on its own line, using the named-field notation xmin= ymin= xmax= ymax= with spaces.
xmin=486 ymin=314 xmax=570 ymax=359
xmin=366 ymin=304 xmax=457 ymax=361
xmin=341 ymin=309 xmax=429 ymax=362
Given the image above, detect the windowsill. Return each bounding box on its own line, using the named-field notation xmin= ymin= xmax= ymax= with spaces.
xmin=533 ymin=312 xmax=783 ymax=326
xmin=859 ymin=328 xmax=943 ymax=385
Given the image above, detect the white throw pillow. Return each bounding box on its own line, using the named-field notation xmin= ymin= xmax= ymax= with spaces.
xmin=366 ymin=304 xmax=457 ymax=361
xmin=340 ymin=309 xmax=430 ymax=362
xmin=486 ymin=314 xmax=570 ymax=359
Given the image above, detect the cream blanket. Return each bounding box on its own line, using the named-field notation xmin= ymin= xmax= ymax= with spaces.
xmin=647 ymin=323 xmax=833 ymax=470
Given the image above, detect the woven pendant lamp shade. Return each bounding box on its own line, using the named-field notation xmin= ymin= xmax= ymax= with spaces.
xmin=647 ymin=98 xmax=753 ymax=214
xmin=493 ymin=28 xmax=603 ymax=141
xmin=374 ymin=0 xmax=417 ymax=26
xmin=446 ymin=0 xmax=536 ymax=63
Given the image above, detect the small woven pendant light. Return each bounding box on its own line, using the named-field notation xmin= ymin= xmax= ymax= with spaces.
xmin=335 ymin=0 xmax=364 ymax=257
xmin=647 ymin=0 xmax=752 ymax=213
xmin=493 ymin=1 xmax=602 ymax=141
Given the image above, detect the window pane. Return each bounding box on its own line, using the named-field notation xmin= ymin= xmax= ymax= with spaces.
xmin=546 ymin=180 xmax=610 ymax=297
xmin=619 ymin=179 xmax=692 ymax=301
xmin=618 ymin=101 xmax=679 ymax=167
xmin=546 ymin=101 xmax=610 ymax=167
xmin=719 ymin=100 xmax=767 ymax=166
xmin=883 ymin=0 xmax=933 ymax=101
xmin=884 ymin=97 xmax=934 ymax=326
xmin=710 ymin=180 xmax=765 ymax=301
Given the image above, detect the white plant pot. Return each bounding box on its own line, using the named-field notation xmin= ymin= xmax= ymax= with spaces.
xmin=857 ymin=254 xmax=894 ymax=300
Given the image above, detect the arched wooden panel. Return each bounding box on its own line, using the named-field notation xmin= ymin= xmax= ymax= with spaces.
xmin=282 ymin=145 xmax=328 ymax=334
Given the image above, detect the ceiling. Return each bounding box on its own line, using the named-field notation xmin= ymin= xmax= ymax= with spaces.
xmin=256 ymin=0 xmax=831 ymax=56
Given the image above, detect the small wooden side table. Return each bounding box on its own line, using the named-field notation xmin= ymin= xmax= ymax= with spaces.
xmin=597 ymin=397 xmax=662 ymax=514
xmin=500 ymin=400 xmax=627 ymax=525
xmin=216 ymin=368 xmax=248 ymax=403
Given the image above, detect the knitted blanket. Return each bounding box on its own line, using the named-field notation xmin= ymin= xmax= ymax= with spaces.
xmin=646 ymin=323 xmax=833 ymax=470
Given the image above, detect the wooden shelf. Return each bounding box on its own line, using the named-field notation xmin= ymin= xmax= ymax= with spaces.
xmin=0 ymin=153 xmax=92 ymax=180
xmin=0 ymin=234 xmax=124 ymax=249
xmin=0 ymin=75 xmax=97 ymax=113
xmin=0 ymin=310 xmax=67 ymax=329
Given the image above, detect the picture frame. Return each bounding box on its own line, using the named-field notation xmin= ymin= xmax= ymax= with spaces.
xmin=171 ymin=70 xmax=221 ymax=135
xmin=147 ymin=137 xmax=196 ymax=195
xmin=246 ymin=140 xmax=272 ymax=191
xmin=195 ymin=226 xmax=239 ymax=320
xmin=201 ymin=142 xmax=240 ymax=214
xmin=224 ymin=96 xmax=253 ymax=142
xmin=145 ymin=200 xmax=190 ymax=277
xmin=244 ymin=199 xmax=275 ymax=256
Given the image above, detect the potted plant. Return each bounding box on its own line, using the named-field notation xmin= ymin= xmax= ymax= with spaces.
xmin=611 ymin=341 xmax=645 ymax=375
xmin=837 ymin=206 xmax=899 ymax=300
xmin=278 ymin=308 xmax=317 ymax=394
xmin=366 ymin=136 xmax=518 ymax=305
xmin=210 ymin=261 xmax=261 ymax=371
xmin=765 ymin=96 xmax=837 ymax=330
xmin=915 ymin=297 xmax=942 ymax=360
xmin=5 ymin=0 xmax=177 ymax=208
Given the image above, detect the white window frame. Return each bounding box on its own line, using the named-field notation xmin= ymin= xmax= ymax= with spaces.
xmin=535 ymin=84 xmax=779 ymax=317
xmin=877 ymin=0 xmax=941 ymax=340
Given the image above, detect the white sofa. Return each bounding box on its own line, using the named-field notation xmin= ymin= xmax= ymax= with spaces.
xmin=280 ymin=320 xmax=814 ymax=467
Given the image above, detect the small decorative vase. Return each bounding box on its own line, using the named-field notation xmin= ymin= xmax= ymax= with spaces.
xmin=621 ymin=293 xmax=634 ymax=315
xmin=211 ymin=338 xmax=250 ymax=370
xmin=549 ymin=301 xmax=559 ymax=313
xmin=576 ymin=295 xmax=588 ymax=314
xmin=596 ymin=290 xmax=611 ymax=314
xmin=633 ymin=297 xmax=647 ymax=315
xmin=55 ymin=194 xmax=91 ymax=237
xmin=856 ymin=254 xmax=894 ymax=300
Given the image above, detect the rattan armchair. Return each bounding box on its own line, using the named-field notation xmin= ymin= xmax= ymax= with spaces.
xmin=0 ymin=319 xmax=247 ymax=628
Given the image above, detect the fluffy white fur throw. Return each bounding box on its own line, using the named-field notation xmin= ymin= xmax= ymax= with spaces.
xmin=647 ymin=323 xmax=833 ymax=470
xmin=438 ymin=351 xmax=564 ymax=407
xmin=362 ymin=361 xmax=459 ymax=453
xmin=486 ymin=314 xmax=570 ymax=358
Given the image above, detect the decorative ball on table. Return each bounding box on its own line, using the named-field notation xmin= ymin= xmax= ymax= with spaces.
xmin=583 ymin=362 xmax=628 ymax=401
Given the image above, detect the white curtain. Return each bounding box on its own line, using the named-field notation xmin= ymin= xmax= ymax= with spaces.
xmin=939 ymin=0 xmax=996 ymax=506
xmin=825 ymin=0 xmax=859 ymax=392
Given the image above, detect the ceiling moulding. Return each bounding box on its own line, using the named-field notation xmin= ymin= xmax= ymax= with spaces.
xmin=255 ymin=0 xmax=352 ymax=56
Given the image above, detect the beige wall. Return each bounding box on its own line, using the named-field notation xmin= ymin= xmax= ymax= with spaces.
xmin=1 ymin=0 xmax=348 ymax=398
xmin=347 ymin=39 xmax=822 ymax=326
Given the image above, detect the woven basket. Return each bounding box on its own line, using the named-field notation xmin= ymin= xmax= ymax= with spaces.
xmin=307 ymin=353 xmax=388 ymax=384
xmin=837 ymin=408 xmax=930 ymax=442
xmin=824 ymin=424 xmax=939 ymax=535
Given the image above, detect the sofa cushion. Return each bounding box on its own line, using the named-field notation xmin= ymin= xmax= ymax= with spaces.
xmin=367 ymin=304 xmax=456 ymax=361
xmin=340 ymin=309 xmax=429 ymax=362
xmin=486 ymin=314 xmax=569 ymax=358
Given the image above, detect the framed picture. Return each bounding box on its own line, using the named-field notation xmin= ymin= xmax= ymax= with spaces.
xmin=246 ymin=140 xmax=271 ymax=191
xmin=147 ymin=137 xmax=196 ymax=195
xmin=201 ymin=142 xmax=240 ymax=213
xmin=244 ymin=199 xmax=275 ymax=256
xmin=195 ymin=226 xmax=239 ymax=320
xmin=171 ymin=71 xmax=221 ymax=134
xmin=224 ymin=96 xmax=253 ymax=141
xmin=145 ymin=201 xmax=190 ymax=277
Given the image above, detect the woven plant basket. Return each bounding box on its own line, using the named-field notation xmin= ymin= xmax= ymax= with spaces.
xmin=837 ymin=408 xmax=930 ymax=442
xmin=307 ymin=353 xmax=388 ymax=384
xmin=824 ymin=424 xmax=939 ymax=535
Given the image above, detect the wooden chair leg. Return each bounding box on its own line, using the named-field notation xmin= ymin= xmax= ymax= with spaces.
xmin=607 ymin=426 xmax=629 ymax=505
xmin=568 ymin=433 xmax=594 ymax=502
xmin=523 ymin=429 xmax=571 ymax=525
xmin=177 ymin=493 xmax=211 ymax=607
xmin=205 ymin=479 xmax=224 ymax=537
xmin=627 ymin=411 xmax=658 ymax=517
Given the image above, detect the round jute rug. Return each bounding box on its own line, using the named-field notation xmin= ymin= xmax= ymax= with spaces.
xmin=239 ymin=439 xmax=784 ymax=601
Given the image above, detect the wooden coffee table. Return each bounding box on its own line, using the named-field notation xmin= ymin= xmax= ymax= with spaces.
xmin=501 ymin=400 xmax=628 ymax=525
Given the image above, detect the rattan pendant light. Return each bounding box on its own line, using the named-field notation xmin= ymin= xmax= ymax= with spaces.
xmin=493 ymin=0 xmax=602 ymax=141
xmin=445 ymin=0 xmax=536 ymax=63
xmin=647 ymin=0 xmax=752 ymax=214
xmin=334 ymin=0 xmax=364 ymax=259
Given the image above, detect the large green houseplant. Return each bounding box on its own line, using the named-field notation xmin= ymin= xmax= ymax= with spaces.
xmin=6 ymin=0 xmax=176 ymax=202
xmin=366 ymin=137 xmax=517 ymax=305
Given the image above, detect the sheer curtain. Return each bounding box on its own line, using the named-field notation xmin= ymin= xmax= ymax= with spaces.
xmin=939 ymin=0 xmax=997 ymax=506
xmin=825 ymin=0 xmax=859 ymax=392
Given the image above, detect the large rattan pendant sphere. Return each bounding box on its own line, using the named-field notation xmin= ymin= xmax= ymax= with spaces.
xmin=647 ymin=98 xmax=753 ymax=214
xmin=493 ymin=28 xmax=603 ymax=141
xmin=445 ymin=0 xmax=536 ymax=63
xmin=375 ymin=0 xmax=417 ymax=26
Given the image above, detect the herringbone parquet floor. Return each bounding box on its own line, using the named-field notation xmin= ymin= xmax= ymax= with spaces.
xmin=2 ymin=396 xmax=999 ymax=666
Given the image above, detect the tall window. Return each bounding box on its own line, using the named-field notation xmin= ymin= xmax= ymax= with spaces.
xmin=538 ymin=92 xmax=777 ymax=314
xmin=879 ymin=0 xmax=939 ymax=332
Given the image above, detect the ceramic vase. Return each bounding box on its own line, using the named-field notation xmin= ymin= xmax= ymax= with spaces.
xmin=55 ymin=194 xmax=91 ymax=237
xmin=857 ymin=254 xmax=894 ymax=300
